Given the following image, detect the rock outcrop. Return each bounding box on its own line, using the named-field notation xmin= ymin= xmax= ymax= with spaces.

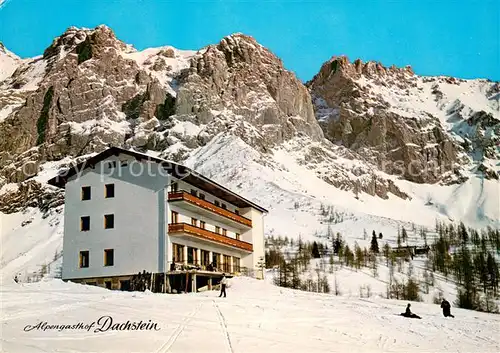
xmin=308 ymin=56 xmax=498 ymax=184
xmin=174 ymin=33 xmax=324 ymax=150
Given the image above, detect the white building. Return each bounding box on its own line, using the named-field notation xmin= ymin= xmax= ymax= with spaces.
xmin=47 ymin=147 xmax=267 ymax=292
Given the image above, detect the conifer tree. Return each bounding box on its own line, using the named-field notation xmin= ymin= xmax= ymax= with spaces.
xmin=370 ymin=233 xmax=379 ymax=253
xmin=401 ymin=227 xmax=408 ymax=244
xmin=354 ymin=242 xmax=363 ymax=270
xmin=383 ymin=242 xmax=391 ymax=266
xmin=312 ymin=241 xmax=321 ymax=258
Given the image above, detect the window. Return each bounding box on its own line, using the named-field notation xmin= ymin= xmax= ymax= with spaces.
xmin=200 ymin=221 xmax=206 ymax=229
xmin=187 ymin=247 xmax=197 ymax=265
xmin=171 ymin=183 xmax=178 ymax=192
xmin=223 ymin=255 xmax=231 ymax=273
xmin=173 ymin=243 xmax=184 ymax=262
xmin=120 ymin=160 xmax=128 ymax=167
xmin=214 ymin=200 xmax=220 ymax=207
xmin=190 ymin=189 xmax=197 ymax=196
xmin=212 ymin=252 xmax=220 ymax=268
xmin=236 ymin=233 xmax=240 ymax=240
xmin=222 ymin=228 xmax=227 ymax=236
xmin=233 ymin=257 xmax=241 ymax=272
xmin=104 ymin=214 xmax=114 ymax=229
xmin=199 ymin=193 xmax=205 ymax=200
xmin=105 ymin=281 xmax=112 ymax=289
xmin=79 ymin=251 xmax=89 ymax=268
xmin=221 ymin=203 xmax=227 ymax=210
xmin=104 ymin=249 xmax=114 ymax=266
xmin=105 ymin=184 xmax=115 ymax=198
xmin=191 ymin=218 xmax=198 ymax=227
xmin=80 ymin=216 xmax=90 ymax=231
xmin=235 ymin=209 xmax=240 ymax=215
xmin=201 ymin=250 xmax=210 ymax=267
xmin=107 ymin=161 xmax=117 ymax=168
xmin=215 ymin=226 xmax=220 ymax=234
xmin=171 ymin=211 xmax=178 ymax=223
xmin=81 ymin=186 xmax=91 ymax=201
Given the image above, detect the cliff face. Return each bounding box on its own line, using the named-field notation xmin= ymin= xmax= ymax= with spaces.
xmin=0 ymin=26 xmax=498 ymax=216
xmin=174 ymin=33 xmax=324 ymax=150
xmin=307 ymin=56 xmax=499 ymax=184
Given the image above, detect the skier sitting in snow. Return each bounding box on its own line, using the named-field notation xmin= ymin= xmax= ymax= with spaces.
xmin=441 ymin=299 xmax=454 ymax=318
xmin=400 ymin=303 xmax=421 ymax=319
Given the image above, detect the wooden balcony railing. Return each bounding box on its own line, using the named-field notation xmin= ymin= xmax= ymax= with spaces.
xmin=168 ymin=223 xmax=253 ymax=252
xmin=168 ymin=191 xmax=252 ymax=228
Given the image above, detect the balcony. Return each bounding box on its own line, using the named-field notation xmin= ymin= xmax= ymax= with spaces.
xmin=168 ymin=223 xmax=253 ymax=252
xmin=168 ymin=191 xmax=252 ymax=229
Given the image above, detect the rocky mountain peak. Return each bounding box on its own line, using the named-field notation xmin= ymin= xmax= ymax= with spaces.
xmin=174 ymin=32 xmax=323 ymax=150
xmin=42 ymin=25 xmax=127 ymax=65
xmin=309 ymin=55 xmax=414 ymax=90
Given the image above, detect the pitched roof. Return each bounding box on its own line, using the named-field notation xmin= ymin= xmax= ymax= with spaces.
xmin=46 ymin=146 xmax=268 ymax=213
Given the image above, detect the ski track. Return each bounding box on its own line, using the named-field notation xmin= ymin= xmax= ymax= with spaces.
xmin=213 ymin=300 xmax=234 ymax=353
xmin=155 ymin=302 xmax=203 ymax=353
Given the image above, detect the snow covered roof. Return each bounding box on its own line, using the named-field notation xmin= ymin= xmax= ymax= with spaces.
xmin=46 ymin=146 xmax=268 ymax=213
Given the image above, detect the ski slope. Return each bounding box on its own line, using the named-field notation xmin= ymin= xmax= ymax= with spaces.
xmin=1 ymin=276 xmax=499 ymax=353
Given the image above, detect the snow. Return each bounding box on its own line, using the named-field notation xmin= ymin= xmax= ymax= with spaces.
xmin=14 ymin=57 xmax=47 ymax=91
xmin=121 ymin=46 xmax=200 ymax=95
xmin=0 ymin=103 xmax=21 ymax=122
xmin=62 ymin=117 xmax=131 ymax=136
xmin=0 ymin=45 xmax=20 ymax=82
xmin=0 ymin=182 xmax=18 ymax=195
xmin=170 ymin=120 xmax=203 ymax=137
xmin=1 ymin=276 xmax=499 ymax=353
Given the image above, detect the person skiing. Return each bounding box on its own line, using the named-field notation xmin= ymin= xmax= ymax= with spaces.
xmin=400 ymin=303 xmax=421 ymax=319
xmin=441 ymin=299 xmax=454 ymax=318
xmin=219 ymin=273 xmax=227 ymax=298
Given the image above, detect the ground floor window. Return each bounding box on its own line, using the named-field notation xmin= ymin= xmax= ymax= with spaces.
xmin=201 ymin=250 xmax=210 ymax=267
xmin=79 ymin=251 xmax=89 ymax=268
xmin=173 ymin=243 xmax=184 ymax=262
xmin=187 ymin=247 xmax=197 ymax=265
xmin=104 ymin=249 xmax=114 ymax=266
xmin=223 ymin=255 xmax=231 ymax=273
xmin=233 ymin=257 xmax=240 ymax=272
xmin=212 ymin=252 xmax=220 ymax=269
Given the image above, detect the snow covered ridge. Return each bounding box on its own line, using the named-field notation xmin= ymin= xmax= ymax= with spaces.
xmin=1 ymin=276 xmax=499 ymax=353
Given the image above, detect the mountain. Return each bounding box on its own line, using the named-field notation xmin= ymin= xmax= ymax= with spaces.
xmin=0 ymin=25 xmax=498 ymax=280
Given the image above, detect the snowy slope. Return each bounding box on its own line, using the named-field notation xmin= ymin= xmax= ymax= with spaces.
xmin=1 ymin=276 xmax=499 ymax=353
xmin=0 ymin=44 xmax=20 ymax=82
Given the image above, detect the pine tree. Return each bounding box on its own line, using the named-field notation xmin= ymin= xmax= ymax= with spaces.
xmin=486 ymin=253 xmax=499 ymax=295
xmin=378 ymin=232 xmax=383 ymax=239
xmin=354 ymin=242 xmax=363 ymax=270
xmin=383 ymin=242 xmax=391 ymax=266
xmin=401 ymin=227 xmax=408 ymax=244
xmin=370 ymin=233 xmax=379 ymax=253
xmin=397 ymin=232 xmax=402 ymax=248
xmin=312 ymin=241 xmax=321 ymax=258
xmin=363 ymin=228 xmax=367 ymax=240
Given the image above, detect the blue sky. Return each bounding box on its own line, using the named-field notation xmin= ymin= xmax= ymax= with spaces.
xmin=0 ymin=0 xmax=498 ymax=81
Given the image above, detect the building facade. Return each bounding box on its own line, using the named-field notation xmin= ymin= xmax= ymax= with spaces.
xmin=48 ymin=147 xmax=267 ymax=292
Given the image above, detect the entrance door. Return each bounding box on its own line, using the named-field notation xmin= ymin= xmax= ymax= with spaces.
xmin=105 ymin=281 xmax=112 ymax=289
